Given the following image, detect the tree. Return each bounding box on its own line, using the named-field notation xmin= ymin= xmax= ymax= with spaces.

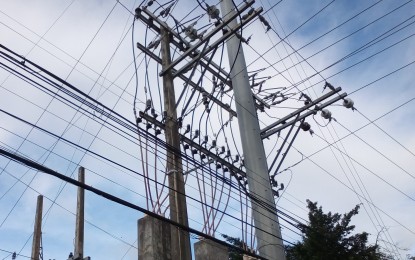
xmin=286 ymin=200 xmax=393 ymax=260
xmin=222 ymin=234 xmax=247 ymax=260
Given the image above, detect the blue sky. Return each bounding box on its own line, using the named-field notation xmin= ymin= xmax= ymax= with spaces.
xmin=0 ymin=0 xmax=414 ymax=259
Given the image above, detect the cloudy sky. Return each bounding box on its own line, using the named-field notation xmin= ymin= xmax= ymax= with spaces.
xmin=0 ymin=0 xmax=414 ymax=259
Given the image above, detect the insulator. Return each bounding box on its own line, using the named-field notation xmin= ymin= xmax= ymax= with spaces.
xmin=343 ymin=98 xmax=354 ymax=109
xmin=206 ymin=4 xmax=220 ymax=20
xmin=211 ymin=140 xmax=216 ymax=148
xmin=184 ymin=124 xmax=190 ymax=135
xmin=201 ymin=154 xmax=206 ymax=160
xmin=147 ymin=39 xmax=160 ymax=49
xmin=193 ymin=130 xmax=199 ymax=139
xmin=226 ymin=150 xmax=231 ymax=157
xmin=270 ymin=177 xmax=278 ymax=187
xmin=220 ymin=146 xmax=225 ymax=154
xmin=204 ymin=135 xmax=208 ymax=143
xmin=184 ymin=144 xmax=189 ymax=150
xmin=151 ymin=108 xmax=158 ymax=118
xmin=192 ymin=149 xmax=198 ymax=155
xmin=300 ymin=122 xmax=311 ymax=131
xmin=216 ymin=163 xmax=221 ymax=169
xmin=147 ymin=1 xmax=154 ymax=6
xmin=321 ymin=109 xmax=332 ymax=120
xmin=146 ymin=123 xmax=152 ymax=129
xmin=272 ymin=189 xmax=280 ymax=197
xmin=233 ymin=155 xmax=239 ymax=163
xmin=155 ymin=129 xmax=161 ymax=136
xmin=223 ymin=167 xmax=229 ymax=172
xmin=203 ymin=96 xmax=208 ymax=105
xmin=237 ymin=175 xmax=243 ymax=181
xmin=160 ymin=3 xmax=173 ymax=18
xmin=279 ymin=183 xmax=285 ymax=191
xmin=136 ymin=117 xmax=142 ymax=124
xmin=145 ymin=99 xmax=152 ymax=111
xmin=184 ymin=25 xmax=198 ymax=41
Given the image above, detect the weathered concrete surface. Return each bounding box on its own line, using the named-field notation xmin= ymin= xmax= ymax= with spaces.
xmin=138 ymin=215 xmax=171 ymax=260
xmin=243 ymin=255 xmax=258 ymax=260
xmin=194 ymin=238 xmax=228 ymax=260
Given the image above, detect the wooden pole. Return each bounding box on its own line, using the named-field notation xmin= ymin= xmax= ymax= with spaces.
xmin=31 ymin=195 xmax=43 ymax=260
xmin=74 ymin=167 xmax=85 ymax=259
xmin=160 ymin=27 xmax=191 ymax=260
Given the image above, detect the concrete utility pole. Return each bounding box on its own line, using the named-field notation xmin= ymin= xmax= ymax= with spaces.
xmin=220 ymin=0 xmax=286 ymax=259
xmin=74 ymin=167 xmax=85 ymax=259
xmin=31 ymin=195 xmax=43 ymax=260
xmin=160 ymin=27 xmax=192 ymax=260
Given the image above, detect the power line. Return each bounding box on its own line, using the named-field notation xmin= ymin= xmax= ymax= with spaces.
xmin=0 ymin=146 xmax=292 ymax=260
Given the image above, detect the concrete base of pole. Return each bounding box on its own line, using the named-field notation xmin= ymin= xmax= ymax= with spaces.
xmin=138 ymin=215 xmax=171 ymax=260
xmin=194 ymin=238 xmax=228 ymax=260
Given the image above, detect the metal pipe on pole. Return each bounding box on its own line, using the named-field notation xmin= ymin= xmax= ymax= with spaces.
xmin=219 ymin=0 xmax=286 ymax=259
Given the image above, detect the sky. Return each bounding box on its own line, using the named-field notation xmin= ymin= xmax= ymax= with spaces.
xmin=0 ymin=0 xmax=414 ymax=259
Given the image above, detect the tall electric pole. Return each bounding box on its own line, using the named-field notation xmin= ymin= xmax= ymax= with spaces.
xmin=31 ymin=195 xmax=43 ymax=260
xmin=160 ymin=27 xmax=192 ymax=260
xmin=220 ymin=0 xmax=286 ymax=259
xmin=74 ymin=167 xmax=85 ymax=260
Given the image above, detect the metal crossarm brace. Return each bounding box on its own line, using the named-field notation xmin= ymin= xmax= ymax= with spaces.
xmin=261 ymin=87 xmax=342 ymax=134
xmin=268 ymin=115 xmax=300 ymax=172
xmin=172 ymin=7 xmax=263 ymax=78
xmin=136 ymin=6 xmax=232 ymax=88
xmin=262 ymin=93 xmax=347 ymax=139
xmin=139 ymin=111 xmax=246 ymax=177
xmin=136 ymin=42 xmax=237 ymax=117
xmin=158 ymin=0 xmax=255 ymax=76
xmin=272 ymin=120 xmax=302 ymax=176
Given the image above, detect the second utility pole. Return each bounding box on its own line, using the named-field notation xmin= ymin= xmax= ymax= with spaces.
xmin=74 ymin=167 xmax=85 ymax=260
xmin=31 ymin=195 xmax=43 ymax=260
xmin=220 ymin=0 xmax=286 ymax=259
xmin=160 ymin=27 xmax=191 ymax=260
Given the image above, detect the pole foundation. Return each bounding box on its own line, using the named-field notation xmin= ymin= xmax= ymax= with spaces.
xmin=137 ymin=215 xmax=171 ymax=260
xmin=194 ymin=238 xmax=228 ymax=260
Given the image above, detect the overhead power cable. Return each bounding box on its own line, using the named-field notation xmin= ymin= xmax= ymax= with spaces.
xmin=0 ymin=146 xmax=291 ymax=260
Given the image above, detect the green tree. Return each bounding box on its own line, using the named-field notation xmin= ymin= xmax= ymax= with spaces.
xmin=222 ymin=234 xmax=246 ymax=260
xmin=286 ymin=200 xmax=393 ymax=260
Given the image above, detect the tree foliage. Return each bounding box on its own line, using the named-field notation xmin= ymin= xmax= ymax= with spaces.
xmin=222 ymin=234 xmax=252 ymax=260
xmin=286 ymin=200 xmax=393 ymax=260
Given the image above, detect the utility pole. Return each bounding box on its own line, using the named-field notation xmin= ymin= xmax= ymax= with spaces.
xmin=160 ymin=27 xmax=191 ymax=260
xmin=31 ymin=195 xmax=43 ymax=260
xmin=220 ymin=0 xmax=286 ymax=259
xmin=68 ymin=167 xmax=90 ymax=260
xmin=74 ymin=167 xmax=85 ymax=260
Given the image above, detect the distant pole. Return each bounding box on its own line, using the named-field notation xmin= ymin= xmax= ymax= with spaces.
xmin=220 ymin=0 xmax=286 ymax=259
xmin=31 ymin=195 xmax=43 ymax=260
xmin=74 ymin=167 xmax=85 ymax=259
xmin=160 ymin=27 xmax=192 ymax=260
